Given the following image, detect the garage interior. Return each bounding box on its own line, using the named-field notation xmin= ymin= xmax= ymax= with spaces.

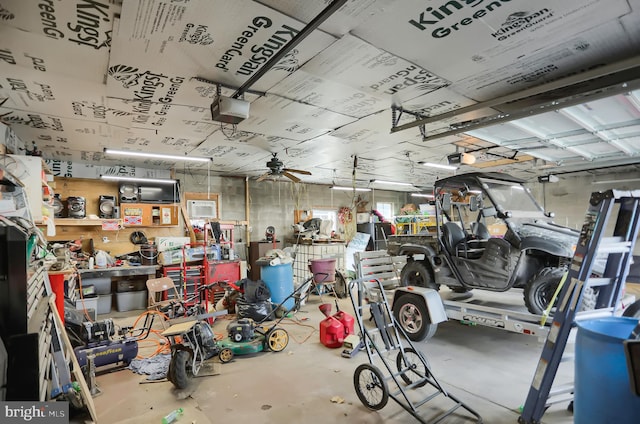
xmin=1 ymin=0 xmax=640 ymax=423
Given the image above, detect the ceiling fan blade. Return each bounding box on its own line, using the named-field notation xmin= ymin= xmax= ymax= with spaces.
xmin=282 ymin=171 xmax=301 ymax=183
xmin=284 ymin=168 xmax=312 ymax=175
xmin=256 ymin=172 xmax=271 ymax=182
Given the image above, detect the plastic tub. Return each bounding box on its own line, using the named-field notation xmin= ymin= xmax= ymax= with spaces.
xmin=116 ymin=290 xmax=148 ymax=312
xmin=82 ymin=277 xmax=111 ymax=295
xmin=309 ymin=258 xmax=336 ymax=283
xmin=260 ymin=263 xmax=295 ymax=311
xmin=96 ymin=294 xmax=113 ymax=315
xmin=575 ymin=316 xmax=640 ymax=424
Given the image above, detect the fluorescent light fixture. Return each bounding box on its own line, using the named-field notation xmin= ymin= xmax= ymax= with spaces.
xmin=104 ymin=148 xmax=212 ymax=163
xmin=411 ymin=193 xmax=434 ymax=199
xmin=331 ymin=186 xmax=371 ymax=192
xmin=593 ymin=178 xmax=640 ymax=185
xmin=372 ymin=179 xmax=415 ymax=187
xmin=100 ymin=175 xmax=177 ymax=184
xmin=422 ymin=162 xmax=458 ymax=171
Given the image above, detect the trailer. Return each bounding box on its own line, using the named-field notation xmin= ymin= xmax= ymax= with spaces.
xmin=390 ymin=285 xmax=637 ymax=342
xmin=391 ymin=286 xmax=555 ymax=341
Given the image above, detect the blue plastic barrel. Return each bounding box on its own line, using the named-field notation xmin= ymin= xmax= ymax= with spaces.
xmin=260 ymin=263 xmax=295 ymax=311
xmin=575 ymin=316 xmax=640 ymax=424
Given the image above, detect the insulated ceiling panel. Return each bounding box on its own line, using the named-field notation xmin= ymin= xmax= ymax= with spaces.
xmin=257 ymin=0 xmax=397 ymax=37
xmin=352 ymin=0 xmax=634 ymax=89
xmin=237 ymin=95 xmax=356 ymax=141
xmin=0 ymin=25 xmax=109 ymax=84
xmin=0 ymin=0 xmax=639 ymax=187
xmin=115 ymin=0 xmax=337 ymax=93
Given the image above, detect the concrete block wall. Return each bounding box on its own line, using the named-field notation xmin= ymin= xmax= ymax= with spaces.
xmin=177 ymin=172 xmax=409 ymax=257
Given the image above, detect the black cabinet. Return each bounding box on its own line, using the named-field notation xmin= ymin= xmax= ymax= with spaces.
xmin=356 ymin=223 xmax=392 ymax=251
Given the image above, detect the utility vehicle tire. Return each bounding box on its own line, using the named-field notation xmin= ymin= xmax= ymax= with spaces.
xmin=393 ymin=294 xmax=437 ymax=341
xmin=401 ymin=261 xmax=438 ymax=290
xmin=170 ymin=350 xmax=193 ymax=390
xmin=524 ymin=267 xmax=598 ymax=316
xmin=623 ymin=299 xmax=640 ymax=318
xmin=353 ymin=363 xmax=389 ymax=411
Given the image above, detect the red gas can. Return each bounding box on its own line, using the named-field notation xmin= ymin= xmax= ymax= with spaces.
xmin=333 ymin=310 xmax=355 ymax=337
xmin=320 ymin=316 xmax=345 ymax=348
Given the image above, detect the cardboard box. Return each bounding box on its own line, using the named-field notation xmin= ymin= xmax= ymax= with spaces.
xmin=155 ymin=237 xmax=191 ymax=252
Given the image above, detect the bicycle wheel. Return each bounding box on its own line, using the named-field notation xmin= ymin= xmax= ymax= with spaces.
xmin=353 ymin=363 xmax=389 ymax=410
xmin=396 ymin=347 xmax=429 ymax=387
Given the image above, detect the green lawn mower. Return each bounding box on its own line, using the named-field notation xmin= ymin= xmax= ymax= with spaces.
xmin=218 ymin=318 xmax=289 ymax=355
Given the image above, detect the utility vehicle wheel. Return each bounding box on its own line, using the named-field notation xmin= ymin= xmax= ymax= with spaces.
xmin=265 ymin=328 xmax=289 ymax=352
xmin=333 ymin=271 xmax=348 ymax=299
xmin=400 ymin=261 xmax=438 ymax=290
xmin=219 ymin=348 xmax=234 ymax=363
xmin=353 ymin=363 xmax=389 ymax=411
xmin=524 ymin=267 xmax=598 ymax=316
xmin=623 ymin=299 xmax=640 ymax=318
xmin=393 ymin=294 xmax=437 ymax=341
xmin=170 ymin=350 xmax=193 ymax=389
xmin=396 ymin=347 xmax=429 ymax=387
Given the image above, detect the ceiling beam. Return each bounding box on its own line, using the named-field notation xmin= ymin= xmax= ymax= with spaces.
xmin=232 ymin=0 xmax=347 ymax=99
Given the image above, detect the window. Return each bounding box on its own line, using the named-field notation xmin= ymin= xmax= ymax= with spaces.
xmin=376 ymin=202 xmax=394 ymax=221
xmin=312 ymin=208 xmax=337 ymax=232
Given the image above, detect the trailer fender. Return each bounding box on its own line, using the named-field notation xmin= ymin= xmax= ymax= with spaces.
xmin=393 ymin=286 xmax=447 ymax=325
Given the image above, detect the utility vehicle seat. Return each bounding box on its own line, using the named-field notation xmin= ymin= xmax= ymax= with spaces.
xmin=471 ymin=222 xmax=491 ymax=240
xmin=442 ymin=222 xmax=466 ymax=255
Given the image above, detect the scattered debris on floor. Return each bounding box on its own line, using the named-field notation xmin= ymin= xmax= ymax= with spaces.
xmin=330 ymin=396 xmax=344 ymax=404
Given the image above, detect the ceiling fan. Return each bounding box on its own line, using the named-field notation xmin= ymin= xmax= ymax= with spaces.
xmin=256 ymin=153 xmax=312 ymax=183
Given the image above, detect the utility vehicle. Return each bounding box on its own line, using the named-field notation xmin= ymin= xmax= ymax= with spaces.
xmin=388 ymin=172 xmax=594 ymax=317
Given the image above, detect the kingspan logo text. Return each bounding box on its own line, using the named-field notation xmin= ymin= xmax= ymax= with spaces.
xmin=490 ymin=9 xmax=553 ymax=40
xmin=408 ymin=0 xmax=513 ymax=39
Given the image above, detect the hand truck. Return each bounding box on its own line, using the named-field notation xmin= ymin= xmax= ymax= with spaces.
xmin=349 ymin=277 xmax=483 ymax=423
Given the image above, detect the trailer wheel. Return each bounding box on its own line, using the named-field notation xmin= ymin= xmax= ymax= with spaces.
xmin=393 ymin=294 xmax=437 ymax=341
xmin=354 ymin=363 xmax=389 ymax=410
xmin=400 ymin=261 xmax=439 ymax=290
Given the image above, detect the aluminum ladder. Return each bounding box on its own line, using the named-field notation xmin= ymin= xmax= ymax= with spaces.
xmin=519 ymin=189 xmax=640 ymax=424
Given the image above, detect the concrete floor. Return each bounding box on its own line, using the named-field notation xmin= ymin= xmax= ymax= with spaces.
xmin=70 ymin=285 xmax=638 ymax=424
